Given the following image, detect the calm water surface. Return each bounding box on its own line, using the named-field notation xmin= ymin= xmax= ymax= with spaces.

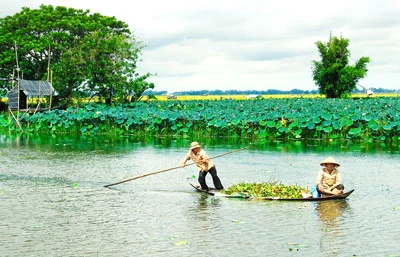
xmin=0 ymin=135 xmax=399 ymax=257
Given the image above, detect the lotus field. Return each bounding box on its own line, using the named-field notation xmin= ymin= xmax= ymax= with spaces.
xmin=0 ymin=97 xmax=399 ymax=142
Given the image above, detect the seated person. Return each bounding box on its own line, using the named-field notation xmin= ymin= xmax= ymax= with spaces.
xmin=316 ymin=157 xmax=344 ymax=196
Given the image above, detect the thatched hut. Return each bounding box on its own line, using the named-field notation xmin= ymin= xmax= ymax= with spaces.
xmin=7 ymin=79 xmax=56 ymax=111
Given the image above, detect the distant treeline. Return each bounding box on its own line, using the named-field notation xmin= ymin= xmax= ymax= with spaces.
xmin=145 ymin=87 xmax=398 ymax=96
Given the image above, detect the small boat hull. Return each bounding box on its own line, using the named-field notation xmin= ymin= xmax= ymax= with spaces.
xmin=257 ymin=189 xmax=354 ymax=201
xmin=190 ymin=183 xmax=354 ymax=201
xmin=189 ymin=182 xmax=219 ymax=195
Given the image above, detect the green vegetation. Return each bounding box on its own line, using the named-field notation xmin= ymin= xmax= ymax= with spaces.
xmin=0 ymin=5 xmax=153 ymax=105
xmin=1 ymin=98 xmax=398 ymax=142
xmin=221 ymin=181 xmax=308 ymax=199
xmin=312 ymin=33 xmax=370 ymax=98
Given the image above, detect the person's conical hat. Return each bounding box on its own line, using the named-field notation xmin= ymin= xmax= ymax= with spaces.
xmin=320 ymin=157 xmax=340 ymax=167
xmin=190 ymin=141 xmax=201 ymax=150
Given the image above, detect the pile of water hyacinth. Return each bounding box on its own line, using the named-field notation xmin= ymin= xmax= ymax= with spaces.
xmin=221 ymin=181 xmax=309 ymax=199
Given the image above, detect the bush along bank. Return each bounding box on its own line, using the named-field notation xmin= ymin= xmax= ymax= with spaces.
xmin=0 ymin=98 xmax=399 ymax=142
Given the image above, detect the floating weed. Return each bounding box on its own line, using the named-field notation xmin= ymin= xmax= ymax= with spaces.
xmin=287 ymin=242 xmax=309 ymax=252
xmin=209 ymin=197 xmax=220 ymax=205
xmin=231 ymin=219 xmax=247 ymax=224
xmin=31 ymin=225 xmax=42 ymax=230
xmin=173 ymin=240 xmax=190 ymax=246
xmin=393 ymin=206 xmax=399 ymax=211
xmin=262 ymin=169 xmax=275 ymax=173
xmin=169 ymin=234 xmax=189 ymax=246
xmin=72 ymin=183 xmax=78 ymax=188
xmin=169 ymin=235 xmax=180 ymax=240
xmin=288 ymin=242 xmax=299 ymax=252
xmin=297 ymin=244 xmax=309 ymax=248
xmin=287 ymin=242 xmax=308 ymax=248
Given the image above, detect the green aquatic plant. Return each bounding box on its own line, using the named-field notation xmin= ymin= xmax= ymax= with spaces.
xmin=221 ymin=181 xmax=309 ymax=199
xmin=1 ymin=98 xmax=399 ymax=142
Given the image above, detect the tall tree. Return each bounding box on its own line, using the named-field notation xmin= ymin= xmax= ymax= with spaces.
xmin=312 ymin=33 xmax=370 ymax=98
xmin=0 ymin=5 xmax=153 ymax=104
xmin=71 ymin=31 xmax=154 ymax=104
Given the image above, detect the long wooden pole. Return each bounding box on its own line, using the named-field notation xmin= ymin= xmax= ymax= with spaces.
xmin=104 ymin=145 xmax=252 ymax=188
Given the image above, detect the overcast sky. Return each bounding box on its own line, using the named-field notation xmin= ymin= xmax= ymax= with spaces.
xmin=1 ymin=0 xmax=399 ymax=92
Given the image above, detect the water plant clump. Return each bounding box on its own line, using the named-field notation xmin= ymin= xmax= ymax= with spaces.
xmin=1 ymin=97 xmax=399 ymax=142
xmin=221 ymin=181 xmax=309 ymax=199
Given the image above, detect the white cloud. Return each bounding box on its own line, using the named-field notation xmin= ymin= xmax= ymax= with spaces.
xmin=1 ymin=0 xmax=399 ymax=92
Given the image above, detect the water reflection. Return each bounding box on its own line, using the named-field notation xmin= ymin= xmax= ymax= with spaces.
xmin=192 ymin=194 xmax=222 ymax=213
xmin=314 ymin=200 xmax=350 ymax=254
xmin=186 ymin=193 xmax=223 ymax=231
xmin=197 ymin=193 xmax=210 ymax=211
xmin=1 ymin=134 xmax=398 ymax=154
xmin=316 ymin=200 xmax=349 ymax=221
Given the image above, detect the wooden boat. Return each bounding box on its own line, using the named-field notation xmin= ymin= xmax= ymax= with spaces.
xmin=256 ymin=189 xmax=354 ymax=201
xmin=190 ymin=183 xmax=354 ymax=201
xmin=189 ymin=182 xmax=220 ymax=195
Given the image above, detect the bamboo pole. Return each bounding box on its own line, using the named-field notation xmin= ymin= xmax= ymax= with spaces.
xmin=8 ymin=108 xmax=22 ymax=130
xmin=48 ymin=45 xmax=53 ymax=111
xmin=49 ymin=71 xmax=53 ymax=111
xmin=104 ymin=145 xmax=252 ymax=188
xmin=14 ymin=42 xmax=20 ymax=120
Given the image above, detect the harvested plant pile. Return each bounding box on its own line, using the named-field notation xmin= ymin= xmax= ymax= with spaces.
xmin=221 ymin=181 xmax=309 ymax=199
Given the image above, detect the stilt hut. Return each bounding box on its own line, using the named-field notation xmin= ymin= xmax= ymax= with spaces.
xmin=7 ymin=79 xmax=56 ymax=112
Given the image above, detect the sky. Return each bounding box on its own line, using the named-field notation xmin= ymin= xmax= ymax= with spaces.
xmin=1 ymin=0 xmax=399 ymax=93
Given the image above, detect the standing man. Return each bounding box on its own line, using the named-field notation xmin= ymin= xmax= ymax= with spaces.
xmin=181 ymin=142 xmax=224 ymax=191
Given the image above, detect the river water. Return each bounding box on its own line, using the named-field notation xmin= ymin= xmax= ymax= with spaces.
xmin=1 ymin=135 xmax=399 ymax=257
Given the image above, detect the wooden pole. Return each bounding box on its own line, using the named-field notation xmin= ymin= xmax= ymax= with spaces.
xmin=14 ymin=42 xmax=20 ymax=120
xmin=8 ymin=108 xmax=22 ymax=130
xmin=49 ymin=71 xmax=53 ymax=111
xmin=47 ymin=45 xmax=53 ymax=111
xmin=104 ymin=145 xmax=252 ymax=188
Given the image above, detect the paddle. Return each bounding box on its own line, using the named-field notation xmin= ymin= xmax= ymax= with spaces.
xmin=104 ymin=145 xmax=252 ymax=188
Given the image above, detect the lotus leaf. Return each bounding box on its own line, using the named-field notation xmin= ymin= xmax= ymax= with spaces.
xmin=289 ymin=119 xmax=299 ymax=129
xmin=323 ymin=126 xmax=333 ymax=133
xmin=322 ymin=120 xmax=332 ymax=127
xmin=321 ymin=111 xmax=333 ymax=121
xmin=231 ymin=117 xmax=241 ymax=126
xmin=332 ymin=120 xmax=341 ymax=130
xmin=383 ymin=123 xmax=396 ymax=130
xmin=367 ymin=120 xmax=380 ymax=131
xmin=266 ymin=121 xmax=275 ymax=128
xmin=348 ymin=127 xmax=362 ymax=135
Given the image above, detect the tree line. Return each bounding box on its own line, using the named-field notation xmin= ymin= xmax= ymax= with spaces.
xmin=0 ymin=5 xmax=154 ymax=106
xmin=146 ymin=87 xmax=396 ymax=96
xmin=1 ymin=5 xmax=373 ymax=107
